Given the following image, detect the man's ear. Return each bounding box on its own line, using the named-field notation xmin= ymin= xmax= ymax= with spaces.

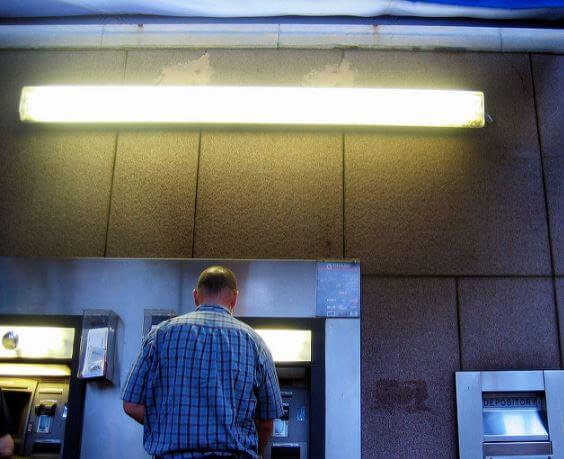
xmin=230 ymin=290 xmax=239 ymax=309
xmin=193 ymin=289 xmax=200 ymax=307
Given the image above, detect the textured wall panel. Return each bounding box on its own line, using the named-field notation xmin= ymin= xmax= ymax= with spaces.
xmin=194 ymin=131 xmax=343 ymax=259
xmin=362 ymin=277 xmax=459 ymax=458
xmin=105 ymin=130 xmax=200 ymax=257
xmin=344 ymin=52 xmax=550 ymax=275
xmin=532 ymin=55 xmax=564 ymax=275
xmin=0 ymin=50 xmax=125 ymax=256
xmin=459 ymin=277 xmax=560 ymax=370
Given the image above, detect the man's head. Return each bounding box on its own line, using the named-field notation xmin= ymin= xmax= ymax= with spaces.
xmin=193 ymin=266 xmax=238 ymax=311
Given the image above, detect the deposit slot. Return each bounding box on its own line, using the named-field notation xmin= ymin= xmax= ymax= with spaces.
xmin=456 ymin=371 xmax=564 ymax=459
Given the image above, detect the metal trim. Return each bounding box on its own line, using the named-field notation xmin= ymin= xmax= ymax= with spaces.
xmin=481 ymin=371 xmax=545 ymax=392
xmin=544 ymin=371 xmax=564 ymax=459
xmin=456 ymin=371 xmax=484 ymax=459
xmin=1 ymin=24 xmax=564 ymax=53
xmin=484 ymin=434 xmax=549 ymax=442
xmin=325 ymin=319 xmax=360 ymax=459
xmin=483 ymin=441 xmax=552 ymax=456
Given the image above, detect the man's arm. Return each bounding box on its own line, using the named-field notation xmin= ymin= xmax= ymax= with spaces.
xmin=121 ymin=331 xmax=155 ymax=424
xmin=0 ymin=389 xmax=13 ymax=458
xmin=255 ymin=418 xmax=273 ymax=458
xmin=0 ymin=433 xmax=13 ymax=458
xmin=254 ymin=344 xmax=283 ymax=458
xmin=123 ymin=401 xmax=145 ymax=425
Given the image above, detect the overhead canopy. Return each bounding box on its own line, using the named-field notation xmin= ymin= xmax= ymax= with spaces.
xmin=1 ymin=0 xmax=563 ymax=19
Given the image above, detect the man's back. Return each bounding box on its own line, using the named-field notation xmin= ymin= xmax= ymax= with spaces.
xmin=123 ymin=304 xmax=282 ymax=459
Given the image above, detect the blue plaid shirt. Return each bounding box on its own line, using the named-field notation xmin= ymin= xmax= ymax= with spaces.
xmin=122 ymin=304 xmax=283 ymax=459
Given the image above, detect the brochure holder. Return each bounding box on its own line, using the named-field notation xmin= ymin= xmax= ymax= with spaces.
xmin=77 ymin=310 xmax=118 ymax=382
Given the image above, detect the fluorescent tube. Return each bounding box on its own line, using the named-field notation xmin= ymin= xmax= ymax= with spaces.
xmin=20 ymin=85 xmax=485 ymax=128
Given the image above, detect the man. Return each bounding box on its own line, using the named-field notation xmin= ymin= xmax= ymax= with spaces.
xmin=0 ymin=388 xmax=14 ymax=458
xmin=123 ymin=266 xmax=283 ymax=459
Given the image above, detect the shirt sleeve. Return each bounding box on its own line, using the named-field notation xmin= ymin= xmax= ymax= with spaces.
xmin=255 ymin=344 xmax=283 ymax=420
xmin=0 ymin=389 xmax=13 ymax=437
xmin=122 ymin=331 xmax=156 ymax=404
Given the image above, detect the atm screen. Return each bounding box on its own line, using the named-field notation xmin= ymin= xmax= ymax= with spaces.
xmin=3 ymin=390 xmax=32 ymax=436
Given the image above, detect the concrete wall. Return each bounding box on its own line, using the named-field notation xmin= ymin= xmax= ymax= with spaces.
xmin=0 ymin=49 xmax=562 ymax=458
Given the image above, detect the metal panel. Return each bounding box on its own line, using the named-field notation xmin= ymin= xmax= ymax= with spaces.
xmin=227 ymin=260 xmax=317 ymax=318
xmin=325 ymin=319 xmax=360 ymax=459
xmin=545 ymin=371 xmax=564 ymax=459
xmin=481 ymin=371 xmax=545 ymax=392
xmin=483 ymin=441 xmax=552 ymax=456
xmin=0 ymin=257 xmax=320 ymax=319
xmin=456 ymin=371 xmax=484 ymax=459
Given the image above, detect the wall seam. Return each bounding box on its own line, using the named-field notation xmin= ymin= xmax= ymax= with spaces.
xmin=454 ymin=277 xmax=464 ymax=370
xmin=103 ymin=50 xmax=128 ymax=257
xmin=103 ymin=132 xmax=119 ymax=257
xmin=528 ymin=53 xmax=563 ymax=367
xmin=342 ymin=130 xmax=346 ymax=259
xmin=453 ymin=276 xmax=463 ymax=459
xmin=191 ymin=130 xmax=203 ymax=258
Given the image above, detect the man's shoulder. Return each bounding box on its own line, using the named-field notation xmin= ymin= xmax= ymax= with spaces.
xmin=154 ymin=312 xmax=260 ymax=340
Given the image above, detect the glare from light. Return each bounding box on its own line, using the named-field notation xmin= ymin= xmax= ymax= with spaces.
xmin=0 ymin=326 xmax=74 ymax=359
xmin=20 ymin=86 xmax=485 ymax=128
xmin=255 ymin=329 xmax=312 ymax=363
xmin=0 ymin=363 xmax=71 ymax=377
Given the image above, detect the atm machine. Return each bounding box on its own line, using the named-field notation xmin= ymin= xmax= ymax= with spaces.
xmin=0 ymin=315 xmax=84 ymax=458
xmin=456 ymin=370 xmax=564 ymax=459
xmin=245 ymin=319 xmax=324 ymax=459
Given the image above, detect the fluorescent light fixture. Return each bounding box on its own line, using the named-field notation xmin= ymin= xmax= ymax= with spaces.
xmin=0 ymin=363 xmax=71 ymax=377
xmin=255 ymin=329 xmax=312 ymax=363
xmin=20 ymin=86 xmax=485 ymax=128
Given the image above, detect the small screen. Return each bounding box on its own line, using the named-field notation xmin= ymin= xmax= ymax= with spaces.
xmin=254 ymin=330 xmax=311 ymax=363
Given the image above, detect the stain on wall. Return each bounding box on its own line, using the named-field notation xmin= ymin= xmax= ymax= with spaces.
xmin=372 ymin=379 xmax=431 ymax=413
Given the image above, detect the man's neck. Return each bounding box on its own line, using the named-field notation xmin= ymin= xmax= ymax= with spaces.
xmin=197 ymin=303 xmax=233 ymax=314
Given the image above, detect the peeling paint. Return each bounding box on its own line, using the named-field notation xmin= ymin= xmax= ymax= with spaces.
xmin=303 ymin=60 xmax=357 ymax=87
xmin=155 ymin=52 xmax=214 ymax=85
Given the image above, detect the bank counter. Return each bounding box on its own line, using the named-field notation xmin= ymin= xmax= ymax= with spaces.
xmin=0 ymin=315 xmax=84 ymax=459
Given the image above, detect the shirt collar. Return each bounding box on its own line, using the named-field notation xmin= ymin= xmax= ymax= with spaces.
xmin=196 ymin=304 xmax=233 ymax=315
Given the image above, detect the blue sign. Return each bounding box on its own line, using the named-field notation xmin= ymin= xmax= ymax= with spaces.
xmin=316 ymin=261 xmax=361 ymax=318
